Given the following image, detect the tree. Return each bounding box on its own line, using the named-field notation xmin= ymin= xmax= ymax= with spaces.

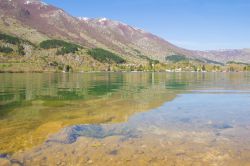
xmin=138 ymin=65 xmax=144 ymax=71
xmin=229 ymin=66 xmax=235 ymax=72
xmin=0 ymin=46 xmax=13 ymax=53
xmin=40 ymin=39 xmax=81 ymax=55
xmin=18 ymin=45 xmax=25 ymax=56
xmin=87 ymin=48 xmax=125 ymax=64
xmin=63 ymin=65 xmax=71 ymax=72
xmin=202 ymin=65 xmax=206 ymax=71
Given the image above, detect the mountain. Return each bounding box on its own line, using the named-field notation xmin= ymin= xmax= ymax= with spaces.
xmin=193 ymin=49 xmax=250 ymax=64
xmin=0 ymin=0 xmax=190 ymax=62
xmin=0 ymin=0 xmax=249 ymax=72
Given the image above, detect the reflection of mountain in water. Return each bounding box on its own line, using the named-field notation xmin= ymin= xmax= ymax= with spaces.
xmin=0 ymin=72 xmax=179 ymax=154
xmin=0 ymin=73 xmax=123 ymax=103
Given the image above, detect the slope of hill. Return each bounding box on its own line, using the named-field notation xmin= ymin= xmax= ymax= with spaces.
xmin=193 ymin=49 xmax=250 ymax=64
xmin=0 ymin=0 xmax=249 ymax=72
xmin=0 ymin=0 xmax=196 ymax=62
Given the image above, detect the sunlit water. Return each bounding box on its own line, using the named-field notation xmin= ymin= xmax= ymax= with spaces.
xmin=0 ymin=72 xmax=250 ymax=165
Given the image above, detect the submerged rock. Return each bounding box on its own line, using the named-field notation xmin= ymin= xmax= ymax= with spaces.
xmin=213 ymin=123 xmax=233 ymax=130
xmin=0 ymin=154 xmax=8 ymax=158
xmin=108 ymin=150 xmax=118 ymax=156
xmin=46 ymin=124 xmax=138 ymax=144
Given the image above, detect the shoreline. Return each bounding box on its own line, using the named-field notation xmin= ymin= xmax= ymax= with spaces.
xmin=0 ymin=70 xmax=249 ymax=74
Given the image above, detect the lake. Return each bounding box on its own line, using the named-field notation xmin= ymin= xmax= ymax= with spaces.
xmin=0 ymin=72 xmax=250 ymax=165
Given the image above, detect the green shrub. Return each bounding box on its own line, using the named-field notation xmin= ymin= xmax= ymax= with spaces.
xmin=56 ymin=45 xmax=79 ymax=55
xmin=0 ymin=33 xmax=20 ymax=45
xmin=87 ymin=48 xmax=125 ymax=64
xmin=40 ymin=40 xmax=65 ymax=49
xmin=149 ymin=59 xmax=160 ymax=65
xmin=18 ymin=45 xmax=25 ymax=56
xmin=40 ymin=40 xmax=80 ymax=49
xmin=40 ymin=39 xmax=81 ymax=55
xmin=165 ymin=55 xmax=189 ymax=63
xmin=0 ymin=46 xmax=13 ymax=53
xmin=243 ymin=66 xmax=250 ymax=71
xmin=203 ymin=58 xmax=223 ymax=65
xmin=227 ymin=61 xmax=249 ymax=65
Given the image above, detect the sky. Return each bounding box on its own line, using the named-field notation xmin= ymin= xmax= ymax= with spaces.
xmin=43 ymin=0 xmax=250 ymax=50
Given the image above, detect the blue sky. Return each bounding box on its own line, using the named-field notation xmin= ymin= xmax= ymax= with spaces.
xmin=43 ymin=0 xmax=250 ymax=50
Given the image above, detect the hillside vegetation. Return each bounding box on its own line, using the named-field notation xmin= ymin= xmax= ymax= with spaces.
xmin=0 ymin=33 xmax=28 ymax=56
xmin=40 ymin=39 xmax=82 ymax=55
xmin=0 ymin=33 xmax=21 ymax=45
xmin=0 ymin=46 xmax=13 ymax=53
xmin=227 ymin=61 xmax=250 ymax=65
xmin=0 ymin=32 xmax=249 ymax=73
xmin=165 ymin=55 xmax=189 ymax=63
xmin=87 ymin=48 xmax=125 ymax=64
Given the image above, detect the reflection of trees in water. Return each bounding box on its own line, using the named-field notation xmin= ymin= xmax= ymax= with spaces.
xmin=0 ymin=73 xmax=153 ymax=103
xmin=0 ymin=73 xmax=119 ymax=102
xmin=0 ymin=73 xmax=150 ymax=115
xmin=0 ymin=73 xmax=177 ymax=154
xmin=1 ymin=72 xmax=249 ymax=109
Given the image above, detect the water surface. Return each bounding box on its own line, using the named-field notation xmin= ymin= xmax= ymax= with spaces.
xmin=0 ymin=72 xmax=250 ymax=165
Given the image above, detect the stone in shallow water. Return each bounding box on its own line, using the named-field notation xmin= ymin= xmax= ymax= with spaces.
xmin=0 ymin=154 xmax=8 ymax=158
xmin=108 ymin=150 xmax=118 ymax=155
xmin=179 ymin=118 xmax=191 ymax=123
xmin=46 ymin=124 xmax=138 ymax=144
xmin=213 ymin=123 xmax=233 ymax=130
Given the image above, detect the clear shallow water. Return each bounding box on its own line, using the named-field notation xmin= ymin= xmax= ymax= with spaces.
xmin=0 ymin=72 xmax=250 ymax=165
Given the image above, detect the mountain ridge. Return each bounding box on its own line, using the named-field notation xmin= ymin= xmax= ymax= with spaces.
xmin=0 ymin=0 xmax=249 ymax=71
xmin=0 ymin=0 xmax=201 ymax=63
